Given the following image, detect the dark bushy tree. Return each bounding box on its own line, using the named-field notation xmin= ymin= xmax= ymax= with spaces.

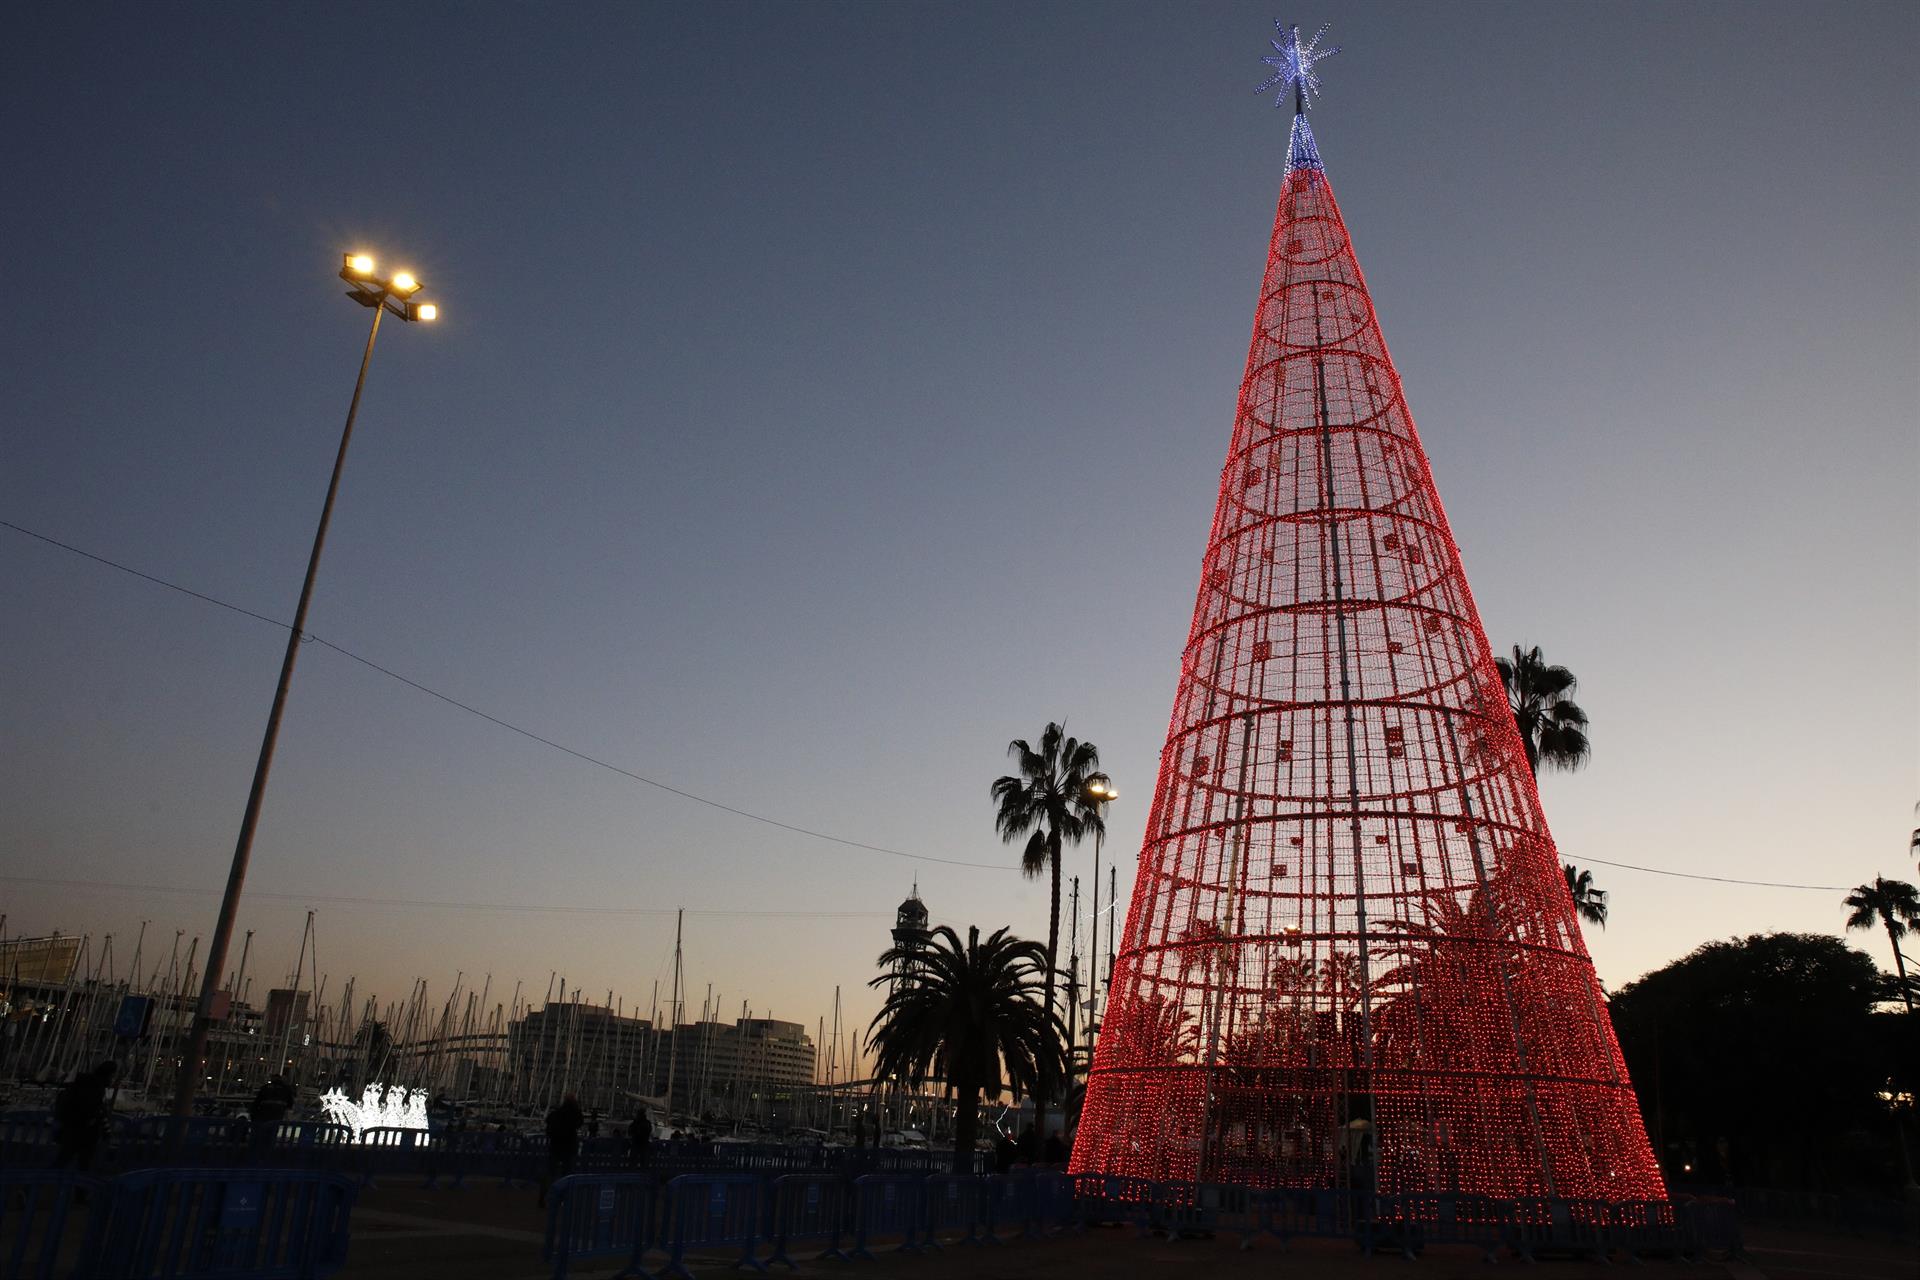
xmin=868 ymin=925 xmax=1066 ymax=1174
xmin=1608 ymin=933 xmax=1898 ymax=1191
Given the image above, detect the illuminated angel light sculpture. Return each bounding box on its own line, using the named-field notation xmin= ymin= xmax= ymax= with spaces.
xmin=319 ymin=1083 xmax=430 ymax=1141
xmin=1070 ymin=24 xmax=1666 ymax=1200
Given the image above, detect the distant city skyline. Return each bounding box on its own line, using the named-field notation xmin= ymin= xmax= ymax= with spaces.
xmin=3 ymin=3 xmax=1915 ymax=1044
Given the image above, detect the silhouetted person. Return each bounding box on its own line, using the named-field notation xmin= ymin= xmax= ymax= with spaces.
xmin=1043 ymin=1130 xmax=1067 ymax=1166
xmin=54 ymin=1060 xmax=117 ymax=1173
xmin=539 ymin=1093 xmax=585 ymax=1207
xmin=1018 ymin=1122 xmax=1039 ymax=1165
xmin=628 ymin=1112 xmax=652 ymax=1168
xmin=248 ymin=1076 xmax=295 ymax=1158
xmin=993 ymin=1132 xmax=1018 ymax=1176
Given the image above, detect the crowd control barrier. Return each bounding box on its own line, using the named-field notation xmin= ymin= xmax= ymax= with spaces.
xmin=1 ymin=1113 xmax=59 ymax=1166
xmin=427 ymin=1130 xmax=534 ymax=1189
xmin=659 ymin=1174 xmax=766 ymax=1279
xmin=922 ymin=1175 xmax=996 ymax=1247
xmin=356 ymin=1127 xmax=431 ymax=1188
xmin=1068 ymin=1172 xmax=1156 ymax=1234
xmin=849 ymin=1174 xmax=926 ymax=1258
xmin=0 ymin=1169 xmax=102 ymax=1280
xmin=1607 ymin=1198 xmax=1681 ymax=1262
xmin=543 ymin=1173 xmax=657 ymax=1280
xmin=1150 ymin=1181 xmax=1261 ymax=1246
xmin=766 ymin=1173 xmax=850 ymax=1268
xmin=90 ymin=1167 xmax=356 ymax=1280
xmin=1679 ymin=1198 xmax=1745 ymax=1259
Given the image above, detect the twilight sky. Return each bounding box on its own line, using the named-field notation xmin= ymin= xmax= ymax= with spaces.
xmin=3 ymin=2 xmax=1915 ymax=1053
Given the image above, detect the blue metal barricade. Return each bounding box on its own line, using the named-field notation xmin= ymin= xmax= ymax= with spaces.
xmin=0 ymin=1168 xmax=104 ymax=1280
xmin=356 ymin=1127 xmax=430 ymax=1188
xmin=1372 ymin=1192 xmax=1502 ymax=1261
xmin=113 ymin=1116 xmax=246 ymax=1166
xmin=922 ymin=1175 xmax=995 ymax=1247
xmin=0 ymin=1113 xmax=56 ymax=1166
xmin=1025 ymin=1170 xmax=1076 ymax=1236
xmin=1505 ymin=1195 xmax=1609 ymax=1262
xmin=660 ymin=1174 xmax=766 ymax=1279
xmin=89 ymin=1167 xmax=356 ymax=1279
xmin=270 ymin=1122 xmax=353 ymax=1170
xmin=849 ymin=1174 xmax=925 ymax=1258
xmin=425 ymin=1130 xmax=531 ymax=1189
xmin=1152 ymin=1182 xmax=1260 ymax=1245
xmin=984 ymin=1171 xmax=1032 ymax=1239
xmin=543 ymin=1173 xmax=656 ymax=1280
xmin=765 ymin=1173 xmax=850 ymax=1269
xmin=1678 ymin=1197 xmax=1744 ymax=1260
xmin=1608 ymin=1198 xmax=1680 ymax=1261
xmin=1260 ymin=1185 xmax=1350 ymax=1244
xmin=1069 ymin=1172 xmax=1153 ymax=1233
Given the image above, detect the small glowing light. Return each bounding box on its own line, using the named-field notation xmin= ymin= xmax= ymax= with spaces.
xmin=347 ymin=254 xmax=375 ymax=274
xmin=390 ymin=272 xmax=419 ymax=294
xmin=413 ymin=303 xmax=438 ymax=322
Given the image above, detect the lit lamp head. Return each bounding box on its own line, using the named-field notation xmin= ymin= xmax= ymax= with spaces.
xmin=406 ymin=301 xmax=438 ymax=323
xmin=344 ymin=253 xmax=376 ymax=277
xmin=389 ymin=271 xmax=420 ymax=296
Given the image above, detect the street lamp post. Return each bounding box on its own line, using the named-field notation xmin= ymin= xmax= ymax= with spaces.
xmin=169 ymin=255 xmax=438 ymax=1118
xmin=1083 ymin=775 xmax=1117 ymax=1067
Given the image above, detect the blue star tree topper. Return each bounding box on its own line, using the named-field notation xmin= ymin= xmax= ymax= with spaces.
xmin=1256 ymin=21 xmax=1339 ymax=174
xmin=1257 ymin=21 xmax=1340 ymax=113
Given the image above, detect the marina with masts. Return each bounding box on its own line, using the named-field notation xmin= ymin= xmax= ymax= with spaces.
xmin=0 ymin=889 xmax=990 ymax=1145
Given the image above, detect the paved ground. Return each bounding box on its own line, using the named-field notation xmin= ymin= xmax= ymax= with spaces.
xmin=344 ymin=1184 xmax=1915 ymax=1280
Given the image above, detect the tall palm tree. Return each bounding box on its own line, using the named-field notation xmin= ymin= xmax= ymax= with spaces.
xmin=867 ymin=924 xmax=1065 ymax=1173
xmin=1564 ymin=863 xmax=1609 ymax=929
xmin=990 ymin=722 xmax=1103 ymax=1139
xmin=1843 ymin=877 xmax=1920 ymax=1014
xmin=1494 ymin=644 xmax=1590 ymax=776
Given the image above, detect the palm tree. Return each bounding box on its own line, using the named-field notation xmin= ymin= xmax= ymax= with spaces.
xmin=1843 ymin=877 xmax=1920 ymax=1014
xmin=1494 ymin=644 xmax=1590 ymax=776
xmin=991 ymin=722 xmax=1103 ymax=1138
xmin=867 ymin=924 xmax=1065 ymax=1173
xmin=1564 ymin=864 xmax=1609 ymax=928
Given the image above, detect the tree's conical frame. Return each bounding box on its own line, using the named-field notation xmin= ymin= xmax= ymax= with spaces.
xmin=1071 ymin=79 xmax=1665 ymax=1201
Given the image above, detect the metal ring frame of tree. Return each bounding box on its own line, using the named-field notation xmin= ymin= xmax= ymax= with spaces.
xmin=1069 ymin=85 xmax=1665 ymax=1200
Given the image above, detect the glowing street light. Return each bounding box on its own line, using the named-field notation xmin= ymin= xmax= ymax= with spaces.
xmin=171 ymin=252 xmax=442 ymax=1118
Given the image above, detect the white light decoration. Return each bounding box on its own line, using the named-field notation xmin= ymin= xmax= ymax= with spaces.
xmin=318 ymin=1083 xmax=430 ymax=1141
xmin=1257 ymin=20 xmax=1341 ymax=110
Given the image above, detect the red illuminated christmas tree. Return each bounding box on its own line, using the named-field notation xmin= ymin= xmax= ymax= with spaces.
xmin=1071 ymin=26 xmax=1665 ymax=1201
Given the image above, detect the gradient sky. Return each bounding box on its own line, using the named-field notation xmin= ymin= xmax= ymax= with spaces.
xmin=4 ymin=3 xmax=1915 ymax=1052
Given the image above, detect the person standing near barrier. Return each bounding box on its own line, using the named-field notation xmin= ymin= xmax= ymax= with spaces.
xmin=628 ymin=1111 xmax=651 ymax=1169
xmin=248 ymin=1075 xmax=295 ymax=1159
xmin=539 ymin=1093 xmax=585 ymax=1207
xmin=54 ymin=1059 xmax=117 ymax=1173
xmin=993 ymin=1130 xmax=1017 ymax=1175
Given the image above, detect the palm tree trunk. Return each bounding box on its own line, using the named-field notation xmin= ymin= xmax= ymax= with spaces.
xmin=952 ymin=1080 xmax=981 ymax=1176
xmin=1039 ymin=833 xmax=1062 ymax=1144
xmin=1887 ymin=919 xmax=1914 ymax=1014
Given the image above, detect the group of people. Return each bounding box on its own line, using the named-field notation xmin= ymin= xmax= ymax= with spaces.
xmin=536 ymin=1092 xmax=654 ymax=1206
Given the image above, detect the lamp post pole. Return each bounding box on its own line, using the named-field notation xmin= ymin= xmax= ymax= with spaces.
xmin=170 ymin=257 xmax=437 ymax=1118
xmin=1083 ymin=776 xmax=1116 ymax=1066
